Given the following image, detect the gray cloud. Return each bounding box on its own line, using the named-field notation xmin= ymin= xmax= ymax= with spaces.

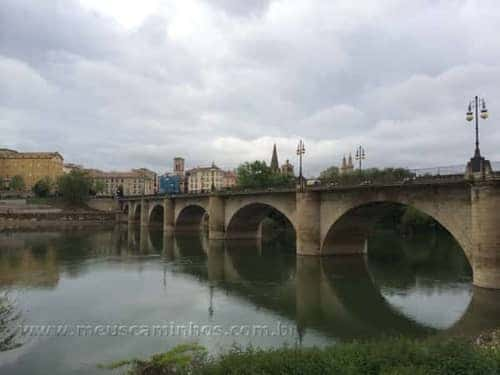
xmin=1 ymin=0 xmax=500 ymax=176
xmin=206 ymin=0 xmax=273 ymax=17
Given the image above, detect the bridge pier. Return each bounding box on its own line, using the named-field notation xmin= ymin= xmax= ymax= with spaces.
xmin=163 ymin=198 xmax=175 ymax=235
xmin=128 ymin=202 xmax=135 ymax=224
xmin=296 ymin=191 xmax=321 ymax=255
xmin=140 ymin=199 xmax=149 ymax=227
xmin=208 ymin=195 xmax=225 ymax=240
xmin=471 ymin=181 xmax=500 ymax=289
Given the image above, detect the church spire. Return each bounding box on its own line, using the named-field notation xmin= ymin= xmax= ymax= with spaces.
xmin=348 ymin=153 xmax=353 ymax=169
xmin=270 ymin=143 xmax=279 ymax=173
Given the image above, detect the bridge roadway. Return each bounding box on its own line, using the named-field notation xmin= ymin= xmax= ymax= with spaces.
xmin=121 ymin=176 xmax=500 ymax=289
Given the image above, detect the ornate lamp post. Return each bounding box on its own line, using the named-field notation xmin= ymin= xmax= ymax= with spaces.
xmin=355 ymin=145 xmax=365 ymax=171
xmin=210 ymin=162 xmax=216 ymax=192
xmin=296 ymin=140 xmax=305 ymax=192
xmin=466 ymin=96 xmax=489 ymax=173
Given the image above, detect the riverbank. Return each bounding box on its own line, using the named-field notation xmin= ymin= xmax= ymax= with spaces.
xmin=0 ymin=197 xmax=120 ymax=230
xmin=104 ymin=333 xmax=500 ymax=374
xmin=0 ymin=211 xmax=117 ymax=231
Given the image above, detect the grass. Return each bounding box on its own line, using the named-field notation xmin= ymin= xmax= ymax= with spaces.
xmin=26 ymin=197 xmax=56 ymax=205
xmin=0 ymin=292 xmax=22 ymax=352
xmin=101 ymin=335 xmax=500 ymax=375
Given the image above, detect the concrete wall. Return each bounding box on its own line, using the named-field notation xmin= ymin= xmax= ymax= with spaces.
xmin=88 ymin=198 xmax=119 ymax=212
xmin=470 ymin=181 xmax=500 ymax=289
xmin=0 ymin=211 xmax=115 ymax=230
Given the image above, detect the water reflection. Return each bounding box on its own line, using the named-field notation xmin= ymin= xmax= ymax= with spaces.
xmin=0 ymin=226 xmax=499 ymax=370
xmin=367 ymin=229 xmax=473 ymax=330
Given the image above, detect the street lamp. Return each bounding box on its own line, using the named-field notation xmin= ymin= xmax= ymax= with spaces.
xmin=355 ymin=146 xmax=366 ymax=171
xmin=141 ymin=174 xmax=146 ymax=197
xmin=466 ymin=96 xmax=488 ymax=160
xmin=210 ymin=162 xmax=216 ymax=193
xmin=296 ymin=140 xmax=305 ymax=192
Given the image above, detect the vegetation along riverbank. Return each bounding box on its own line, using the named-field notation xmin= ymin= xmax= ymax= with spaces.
xmin=102 ymin=332 xmax=500 ymax=375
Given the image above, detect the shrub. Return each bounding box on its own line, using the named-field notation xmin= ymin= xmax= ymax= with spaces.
xmin=9 ymin=175 xmax=25 ymax=192
xmin=32 ymin=177 xmax=52 ymax=198
xmin=100 ymin=338 xmax=500 ymax=375
xmin=56 ymin=170 xmax=92 ymax=205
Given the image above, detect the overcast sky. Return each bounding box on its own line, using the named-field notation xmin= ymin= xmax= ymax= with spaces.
xmin=1 ymin=0 xmax=500 ymax=176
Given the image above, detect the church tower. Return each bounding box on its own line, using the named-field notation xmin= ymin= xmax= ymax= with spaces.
xmin=270 ymin=144 xmax=280 ymax=173
xmin=340 ymin=153 xmax=354 ymax=174
xmin=347 ymin=153 xmax=354 ymax=171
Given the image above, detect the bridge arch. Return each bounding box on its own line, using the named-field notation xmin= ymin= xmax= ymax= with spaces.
xmin=320 ymin=200 xmax=472 ymax=267
xmin=148 ymin=202 xmax=164 ymax=227
xmin=225 ymin=202 xmax=296 ymax=242
xmin=175 ymin=204 xmax=209 ymax=233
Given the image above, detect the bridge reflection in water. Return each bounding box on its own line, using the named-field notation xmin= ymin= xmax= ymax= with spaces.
xmin=126 ymin=224 xmax=500 ymax=341
xmin=1 ymin=225 xmax=499 ymax=344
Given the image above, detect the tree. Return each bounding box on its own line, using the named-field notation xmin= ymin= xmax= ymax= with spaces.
xmin=32 ymin=177 xmax=52 ymax=198
xmin=89 ymin=179 xmax=105 ymax=196
xmin=319 ymin=166 xmax=339 ymax=181
xmin=236 ymin=161 xmax=295 ymax=189
xmin=400 ymin=206 xmax=434 ymax=235
xmin=9 ymin=175 xmax=25 ymax=192
xmin=318 ymin=166 xmax=415 ymax=186
xmin=56 ymin=170 xmax=92 ymax=205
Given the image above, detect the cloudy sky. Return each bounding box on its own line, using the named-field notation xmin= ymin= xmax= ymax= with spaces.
xmin=1 ymin=0 xmax=500 ymax=176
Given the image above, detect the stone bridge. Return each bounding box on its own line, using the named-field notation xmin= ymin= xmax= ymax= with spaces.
xmin=122 ymin=179 xmax=500 ymax=289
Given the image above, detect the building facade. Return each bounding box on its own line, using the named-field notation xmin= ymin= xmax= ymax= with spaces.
xmin=281 ymin=159 xmax=294 ymax=176
xmin=88 ymin=168 xmax=157 ymax=196
xmin=159 ymin=174 xmax=181 ymax=194
xmin=187 ymin=163 xmax=224 ymax=193
xmin=0 ymin=148 xmax=64 ymax=190
xmin=223 ymin=170 xmax=237 ymax=190
xmin=173 ymin=157 xmax=185 ymax=176
xmin=63 ymin=163 xmax=83 ymax=174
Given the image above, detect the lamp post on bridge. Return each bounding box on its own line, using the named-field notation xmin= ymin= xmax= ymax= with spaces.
xmin=466 ymin=96 xmax=488 ymax=159
xmin=465 ymin=96 xmax=491 ymax=176
xmin=296 ymin=140 xmax=305 ymax=192
xmin=355 ymin=145 xmax=365 ymax=171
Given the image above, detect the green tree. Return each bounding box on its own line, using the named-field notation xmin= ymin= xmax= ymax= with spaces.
xmin=319 ymin=166 xmax=415 ymax=186
xmin=90 ymin=179 xmax=105 ymax=196
xmin=56 ymin=170 xmax=92 ymax=205
xmin=9 ymin=175 xmax=25 ymax=191
xmin=236 ymin=161 xmax=294 ymax=189
xmin=400 ymin=206 xmax=434 ymax=235
xmin=32 ymin=177 xmax=52 ymax=198
xmin=319 ymin=166 xmax=339 ymax=181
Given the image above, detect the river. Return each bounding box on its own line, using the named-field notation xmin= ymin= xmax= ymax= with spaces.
xmin=0 ymin=225 xmax=499 ymax=374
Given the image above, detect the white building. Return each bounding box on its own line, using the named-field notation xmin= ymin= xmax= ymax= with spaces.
xmin=187 ymin=163 xmax=224 ymax=193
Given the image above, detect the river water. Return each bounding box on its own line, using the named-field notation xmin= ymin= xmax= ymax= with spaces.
xmin=0 ymin=226 xmax=499 ymax=374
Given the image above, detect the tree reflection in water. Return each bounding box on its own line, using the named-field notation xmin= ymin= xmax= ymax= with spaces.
xmin=0 ymin=225 xmax=499 ymax=354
